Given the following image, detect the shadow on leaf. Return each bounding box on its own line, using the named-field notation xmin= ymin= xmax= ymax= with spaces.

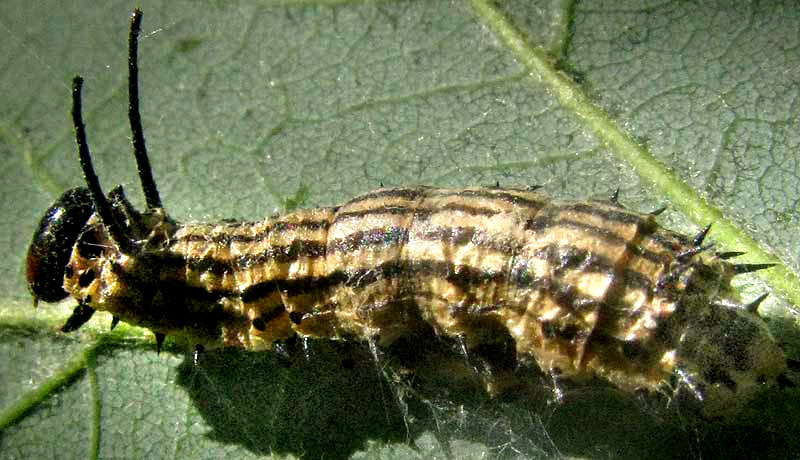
xmin=173 ymin=336 xmax=800 ymax=460
xmin=175 ymin=341 xmax=409 ymax=459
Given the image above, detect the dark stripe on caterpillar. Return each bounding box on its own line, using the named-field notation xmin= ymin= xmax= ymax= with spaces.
xmin=340 ymin=187 xmax=427 ymax=204
xmin=328 ymin=227 xmax=409 ymax=254
xmin=182 ymin=240 xmax=328 ymax=274
xmin=559 ymin=201 xmax=659 ymax=227
xmin=176 ymin=217 xmax=332 ymax=245
xmin=426 ymin=188 xmax=548 ymax=210
xmin=332 ymin=225 xmax=520 ymax=257
xmin=239 ymin=259 xmax=504 ymax=303
xmin=417 ymin=226 xmax=516 ymax=253
xmin=344 ymin=186 xmax=546 ymax=210
xmin=333 ymin=202 xmax=503 ymax=222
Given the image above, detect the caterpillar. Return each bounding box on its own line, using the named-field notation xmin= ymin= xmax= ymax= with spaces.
xmin=26 ymin=10 xmax=787 ymax=419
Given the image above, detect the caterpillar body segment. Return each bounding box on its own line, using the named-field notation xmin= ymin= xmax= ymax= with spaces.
xmin=26 ymin=9 xmax=788 ymax=419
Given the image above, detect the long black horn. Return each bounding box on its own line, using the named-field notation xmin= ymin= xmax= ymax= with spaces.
xmin=128 ymin=9 xmax=162 ymax=210
xmin=72 ymin=77 xmax=136 ymax=254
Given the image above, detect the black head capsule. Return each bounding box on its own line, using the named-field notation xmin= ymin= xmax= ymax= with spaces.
xmin=26 ymin=187 xmax=94 ymax=303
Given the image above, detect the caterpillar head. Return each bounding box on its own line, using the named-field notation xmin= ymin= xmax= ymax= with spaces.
xmin=26 ymin=187 xmax=95 ymax=304
xmin=25 ymin=9 xmax=172 ymax=340
xmin=672 ymin=298 xmax=787 ymax=418
xmin=26 ymin=179 xmax=171 ymax=330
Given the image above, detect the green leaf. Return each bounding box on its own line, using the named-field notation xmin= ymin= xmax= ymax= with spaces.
xmin=2 ymin=1 xmax=799 ymax=459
